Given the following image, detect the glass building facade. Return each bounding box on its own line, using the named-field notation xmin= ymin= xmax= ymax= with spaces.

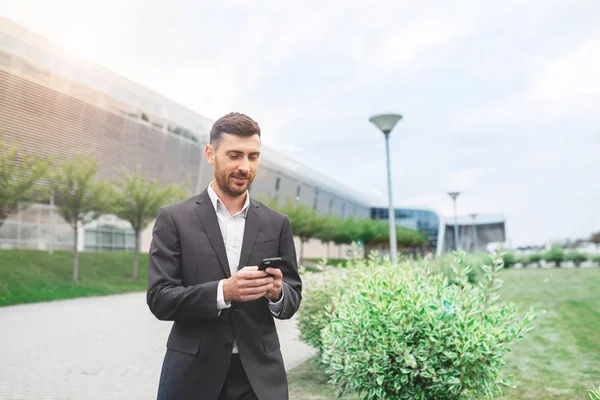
xmin=370 ymin=207 xmax=441 ymax=251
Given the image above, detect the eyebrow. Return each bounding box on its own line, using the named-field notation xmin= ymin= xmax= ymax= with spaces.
xmin=226 ymin=150 xmax=260 ymax=156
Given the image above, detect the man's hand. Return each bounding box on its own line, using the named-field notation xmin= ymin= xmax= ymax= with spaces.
xmin=264 ymin=268 xmax=283 ymax=301
xmin=223 ymin=266 xmax=274 ymax=302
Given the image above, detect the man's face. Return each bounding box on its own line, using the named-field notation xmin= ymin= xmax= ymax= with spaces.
xmin=206 ymin=133 xmax=261 ymax=197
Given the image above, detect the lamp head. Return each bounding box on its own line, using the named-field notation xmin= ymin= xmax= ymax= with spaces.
xmin=369 ymin=114 xmax=402 ymax=135
xmin=448 ymin=191 xmax=460 ymax=200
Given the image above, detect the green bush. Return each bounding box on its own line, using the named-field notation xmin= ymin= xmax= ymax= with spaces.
xmin=590 ymin=385 xmax=600 ymax=400
xmin=320 ymin=251 xmax=535 ymax=400
xmin=502 ymin=252 xmax=517 ymax=268
xmin=296 ymin=273 xmax=347 ymax=356
xmin=297 ymin=249 xmax=393 ymax=356
xmin=591 ymin=254 xmax=600 ymax=265
xmin=515 ymin=254 xmax=528 ymax=267
xmin=428 ymin=252 xmax=487 ymax=285
xmin=544 ymin=245 xmax=564 ymax=267
xmin=564 ymin=252 xmax=588 ymax=267
xmin=527 ymin=253 xmax=543 ymax=268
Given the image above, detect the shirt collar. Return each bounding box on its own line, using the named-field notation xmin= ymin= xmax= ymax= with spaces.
xmin=207 ymin=181 xmax=251 ymax=217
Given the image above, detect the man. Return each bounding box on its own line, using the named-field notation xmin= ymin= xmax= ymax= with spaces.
xmin=147 ymin=112 xmax=302 ymax=400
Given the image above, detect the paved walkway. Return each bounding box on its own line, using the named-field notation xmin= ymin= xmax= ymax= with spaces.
xmin=0 ymin=292 xmax=316 ymax=400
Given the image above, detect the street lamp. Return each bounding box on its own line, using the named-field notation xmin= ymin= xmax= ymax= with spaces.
xmin=470 ymin=213 xmax=478 ymax=253
xmin=369 ymin=113 xmax=403 ymax=264
xmin=448 ymin=191 xmax=460 ymax=250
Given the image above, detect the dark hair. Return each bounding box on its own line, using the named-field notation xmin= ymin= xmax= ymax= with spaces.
xmin=209 ymin=112 xmax=261 ymax=148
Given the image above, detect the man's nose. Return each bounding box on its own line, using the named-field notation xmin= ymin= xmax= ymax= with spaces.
xmin=238 ymin=158 xmax=250 ymax=173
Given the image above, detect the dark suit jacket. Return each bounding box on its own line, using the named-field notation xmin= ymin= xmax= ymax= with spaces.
xmin=147 ymin=189 xmax=302 ymax=400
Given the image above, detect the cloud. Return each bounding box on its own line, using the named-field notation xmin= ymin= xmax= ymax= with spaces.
xmin=448 ymin=168 xmax=489 ymax=190
xmin=357 ymin=16 xmax=468 ymax=77
xmin=526 ymin=38 xmax=600 ymax=114
xmin=452 ymin=38 xmax=600 ymax=129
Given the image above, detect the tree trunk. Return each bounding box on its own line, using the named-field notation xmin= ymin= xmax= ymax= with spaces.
xmin=72 ymin=224 xmax=79 ymax=283
xmin=133 ymin=229 xmax=140 ymax=279
xmin=326 ymin=242 xmax=330 ymax=259
xmin=300 ymin=239 xmax=305 ymax=267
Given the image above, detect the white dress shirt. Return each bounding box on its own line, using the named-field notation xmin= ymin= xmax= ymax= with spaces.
xmin=207 ymin=182 xmax=284 ymax=353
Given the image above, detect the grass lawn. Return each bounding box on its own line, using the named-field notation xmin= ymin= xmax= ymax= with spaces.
xmin=0 ymin=249 xmax=148 ymax=306
xmin=288 ymin=267 xmax=600 ymax=400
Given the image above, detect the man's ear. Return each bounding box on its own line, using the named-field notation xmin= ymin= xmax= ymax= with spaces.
xmin=205 ymin=144 xmax=215 ymax=166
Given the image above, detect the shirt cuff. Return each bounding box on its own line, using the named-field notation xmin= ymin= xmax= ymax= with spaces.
xmin=268 ymin=289 xmax=284 ymax=316
xmin=217 ymin=279 xmax=231 ymax=311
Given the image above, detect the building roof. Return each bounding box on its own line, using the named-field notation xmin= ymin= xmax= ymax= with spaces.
xmin=443 ymin=214 xmax=505 ymax=226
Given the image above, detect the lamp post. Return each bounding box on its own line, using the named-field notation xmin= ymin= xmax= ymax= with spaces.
xmin=470 ymin=213 xmax=478 ymax=253
xmin=448 ymin=191 xmax=460 ymax=250
xmin=369 ymin=113 xmax=402 ymax=264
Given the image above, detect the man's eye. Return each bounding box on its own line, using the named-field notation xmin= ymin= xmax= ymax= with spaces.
xmin=229 ymin=154 xmax=239 ymax=159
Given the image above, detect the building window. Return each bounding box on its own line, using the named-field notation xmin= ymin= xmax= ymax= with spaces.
xmin=313 ymin=188 xmax=319 ymax=211
xmin=296 ymin=185 xmax=301 ymax=203
xmin=328 ymin=198 xmax=334 ymax=215
xmin=341 ymin=202 xmax=346 ymax=219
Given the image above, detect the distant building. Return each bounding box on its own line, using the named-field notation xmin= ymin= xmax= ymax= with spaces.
xmin=437 ymin=214 xmax=506 ymax=255
xmin=370 ymin=207 xmax=441 ymax=251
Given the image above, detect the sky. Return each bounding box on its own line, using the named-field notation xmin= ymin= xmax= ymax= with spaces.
xmin=2 ymin=0 xmax=599 ymax=247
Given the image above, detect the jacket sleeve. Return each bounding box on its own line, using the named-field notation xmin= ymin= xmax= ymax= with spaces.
xmin=275 ymin=215 xmax=302 ymax=320
xmin=147 ymin=206 xmax=220 ymax=322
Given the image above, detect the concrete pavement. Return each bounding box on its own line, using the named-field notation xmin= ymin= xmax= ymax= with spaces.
xmin=0 ymin=291 xmax=316 ymax=400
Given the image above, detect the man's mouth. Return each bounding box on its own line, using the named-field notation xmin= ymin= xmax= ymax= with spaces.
xmin=231 ymin=175 xmax=249 ymax=184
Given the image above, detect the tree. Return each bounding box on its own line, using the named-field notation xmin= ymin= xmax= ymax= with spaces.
xmin=314 ymin=215 xmax=338 ymax=259
xmin=331 ymin=217 xmax=357 ymax=258
xmin=49 ymin=154 xmax=110 ymax=283
xmin=280 ymin=201 xmax=323 ymax=266
xmin=108 ymin=171 xmax=190 ymax=279
xmin=527 ymin=253 xmax=542 ymax=268
xmin=543 ymin=244 xmax=564 ymax=267
xmin=256 ymin=196 xmax=324 ymax=265
xmin=365 ymin=222 xmax=428 ymax=256
xmin=590 ymin=231 xmax=600 ymax=245
xmin=356 ymin=218 xmax=388 ymax=251
xmin=0 ymin=135 xmax=51 ymax=229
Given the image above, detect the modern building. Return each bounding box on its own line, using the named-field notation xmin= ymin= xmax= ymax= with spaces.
xmin=0 ymin=17 xmax=371 ymax=255
xmin=0 ymin=17 xmax=505 ymax=257
xmin=437 ymin=214 xmax=506 ymax=255
xmin=370 ymin=207 xmax=441 ymax=251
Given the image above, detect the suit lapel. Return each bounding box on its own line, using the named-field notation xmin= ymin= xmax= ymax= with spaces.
xmin=194 ymin=190 xmax=231 ymax=278
xmin=238 ymin=199 xmax=261 ymax=269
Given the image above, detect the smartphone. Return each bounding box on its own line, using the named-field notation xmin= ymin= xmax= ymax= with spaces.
xmin=258 ymin=257 xmax=286 ymax=271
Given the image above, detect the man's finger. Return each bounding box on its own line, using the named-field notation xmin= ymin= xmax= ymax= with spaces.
xmin=238 ymin=269 xmax=268 ymax=279
xmin=240 ymin=284 xmax=272 ymax=295
xmin=239 ymin=277 xmax=273 ymax=288
xmin=241 ymin=292 xmax=267 ymax=302
xmin=265 ymin=268 xmax=283 ymax=278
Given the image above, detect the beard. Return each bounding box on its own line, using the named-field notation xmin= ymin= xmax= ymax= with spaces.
xmin=214 ymin=161 xmax=254 ymax=197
